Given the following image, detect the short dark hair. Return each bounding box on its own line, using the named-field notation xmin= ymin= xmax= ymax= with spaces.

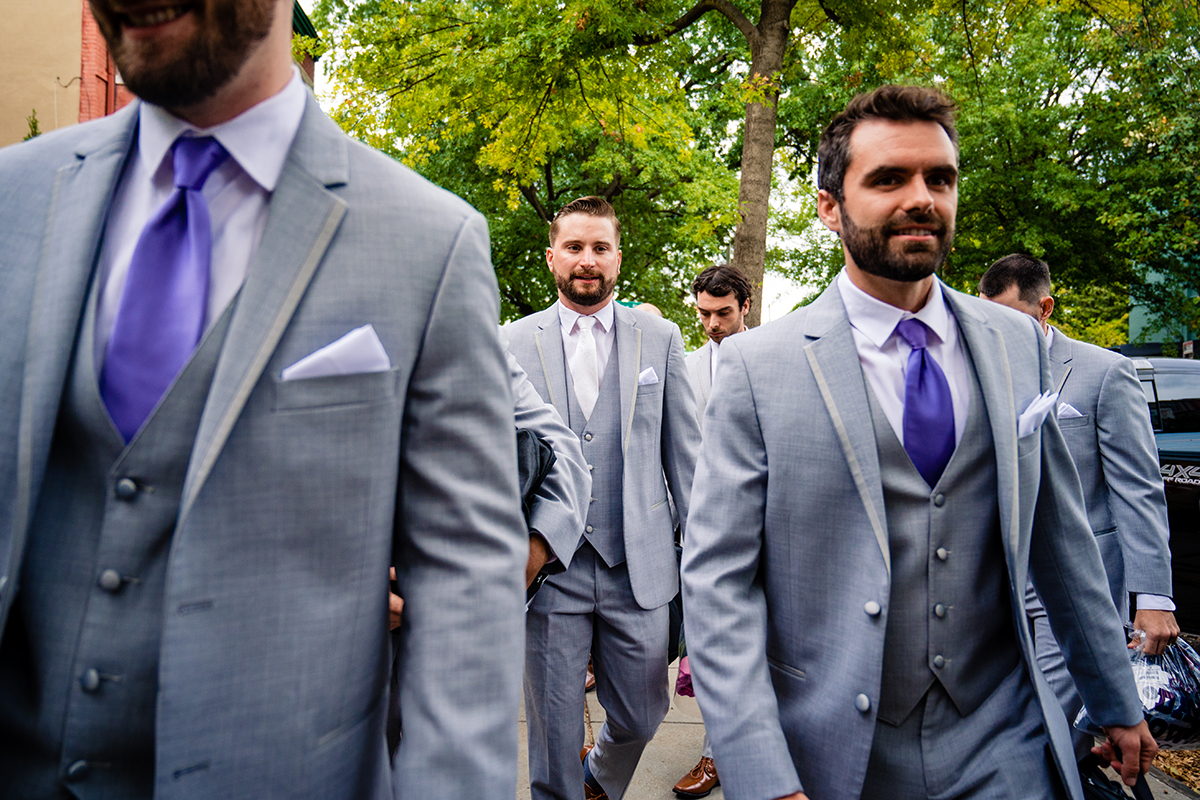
xmin=549 ymin=196 xmax=621 ymax=247
xmin=978 ymin=254 xmax=1052 ymax=305
xmin=692 ymin=264 xmax=752 ymax=307
xmin=817 ymin=85 xmax=959 ymax=202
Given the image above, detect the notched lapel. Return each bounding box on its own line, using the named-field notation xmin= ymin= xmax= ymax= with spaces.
xmin=614 ymin=306 xmax=642 ymax=456
xmin=1049 ymin=327 xmax=1072 ymax=393
xmin=534 ymin=306 xmax=568 ymax=421
xmin=181 ymin=101 xmax=349 ymax=519
xmin=16 ymin=112 xmax=136 ymax=540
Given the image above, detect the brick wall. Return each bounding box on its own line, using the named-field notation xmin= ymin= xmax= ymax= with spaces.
xmin=79 ymin=0 xmax=133 ymax=123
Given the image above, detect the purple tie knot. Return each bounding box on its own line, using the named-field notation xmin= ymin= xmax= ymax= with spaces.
xmin=895 ymin=317 xmax=929 ymax=350
xmin=173 ymin=136 xmax=229 ymax=191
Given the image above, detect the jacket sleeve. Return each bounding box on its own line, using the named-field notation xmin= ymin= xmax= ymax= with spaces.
xmin=391 ymin=212 xmax=528 ymax=798
xmin=681 ymin=337 xmax=805 ymax=799
xmin=1095 ymin=357 xmax=1173 ymax=597
xmin=661 ymin=324 xmax=702 ymax=539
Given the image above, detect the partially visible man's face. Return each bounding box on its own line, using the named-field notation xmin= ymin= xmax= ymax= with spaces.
xmin=984 ymin=283 xmax=1042 ymax=319
xmin=696 ymin=291 xmax=749 ymax=344
xmin=87 ymin=0 xmax=277 ymax=109
xmin=819 ymin=119 xmax=959 ymax=282
xmin=547 ymin=213 xmax=622 ymax=313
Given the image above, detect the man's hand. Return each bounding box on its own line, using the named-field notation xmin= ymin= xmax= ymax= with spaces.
xmin=1133 ymin=609 xmax=1180 ymax=656
xmin=527 ymin=532 xmax=550 ymax=588
xmin=388 ymin=567 xmax=404 ymax=631
xmin=1095 ymin=720 xmax=1157 ymax=786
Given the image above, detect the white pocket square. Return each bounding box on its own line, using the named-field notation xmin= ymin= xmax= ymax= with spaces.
xmin=637 ymin=367 xmax=660 ymax=386
xmin=1057 ymin=402 xmax=1084 ymax=419
xmin=281 ymin=324 xmax=391 ymax=381
xmin=1018 ymin=390 xmax=1059 ymax=438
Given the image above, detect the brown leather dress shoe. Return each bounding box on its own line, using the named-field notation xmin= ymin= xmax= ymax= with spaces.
xmin=673 ymin=756 xmax=720 ymax=798
xmin=580 ymin=745 xmax=609 ymax=799
xmin=585 ymin=656 xmax=596 ymax=692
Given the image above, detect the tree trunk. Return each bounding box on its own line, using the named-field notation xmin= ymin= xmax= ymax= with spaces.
xmin=731 ymin=0 xmax=791 ymax=327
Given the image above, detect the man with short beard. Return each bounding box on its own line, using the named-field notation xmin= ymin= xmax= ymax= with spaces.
xmin=680 ymin=85 xmax=1155 ymax=800
xmin=505 ymin=196 xmax=701 ymax=800
xmin=0 ymin=0 xmax=527 ymax=798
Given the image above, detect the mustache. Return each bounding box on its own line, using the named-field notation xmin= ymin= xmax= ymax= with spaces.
xmin=883 ymin=211 xmax=947 ymax=235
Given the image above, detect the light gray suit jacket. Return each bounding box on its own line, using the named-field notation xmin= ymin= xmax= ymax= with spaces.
xmin=681 ymin=281 xmax=1143 ymax=800
xmin=505 ymin=302 xmax=701 ymax=609
xmin=1049 ymin=327 xmax=1172 ymax=606
xmin=685 ymin=340 xmax=714 ymax=419
xmin=0 ymin=97 xmax=527 ymax=798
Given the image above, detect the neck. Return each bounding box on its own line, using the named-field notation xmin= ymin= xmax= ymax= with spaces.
xmin=559 ymin=294 xmax=614 ymax=316
xmin=845 ymin=262 xmax=934 ymax=313
xmin=166 ymin=13 xmax=294 ymax=128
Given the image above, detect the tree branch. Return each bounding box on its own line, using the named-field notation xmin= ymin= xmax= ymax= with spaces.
xmin=519 ymin=184 xmax=553 ymax=222
xmin=633 ymin=0 xmax=758 ymax=48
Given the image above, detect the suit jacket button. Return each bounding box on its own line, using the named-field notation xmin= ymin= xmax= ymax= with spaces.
xmin=98 ymin=569 xmax=123 ymax=592
xmin=934 ymin=603 xmax=947 ymax=619
xmin=81 ymin=668 xmax=101 ymax=693
xmin=115 ymin=478 xmax=138 ymax=500
xmin=586 ymin=526 xmax=594 ymax=533
xmin=65 ymin=760 xmax=90 ymax=782
xmin=863 ymin=601 xmax=881 ymax=617
xmin=588 ymin=464 xmax=594 ymax=472
xmin=936 ymin=548 xmax=949 ymax=562
xmin=933 ymin=655 xmax=946 ymax=669
xmin=855 ymin=693 xmax=871 ymax=713
xmin=933 ymin=493 xmax=946 ymax=507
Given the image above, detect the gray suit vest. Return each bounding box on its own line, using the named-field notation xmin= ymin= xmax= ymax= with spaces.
xmin=0 ymin=275 xmax=234 ymax=798
xmin=871 ymin=347 xmax=1022 ymax=726
xmin=566 ymin=339 xmax=625 ymax=568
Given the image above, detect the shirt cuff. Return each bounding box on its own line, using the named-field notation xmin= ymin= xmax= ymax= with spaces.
xmin=1135 ymin=593 xmax=1176 ymax=612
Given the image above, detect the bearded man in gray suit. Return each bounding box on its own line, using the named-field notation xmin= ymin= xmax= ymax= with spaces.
xmin=681 ymin=85 xmax=1155 ymax=800
xmin=0 ymin=0 xmax=527 ymax=797
xmin=980 ymin=253 xmax=1177 ymax=757
xmin=506 ymin=196 xmax=701 ymax=800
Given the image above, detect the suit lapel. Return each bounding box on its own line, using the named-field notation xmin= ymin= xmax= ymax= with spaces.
xmin=1049 ymin=326 xmax=1072 ymax=394
xmin=802 ymin=286 xmax=890 ymax=574
xmin=532 ymin=304 xmax=569 ymax=421
xmin=698 ymin=342 xmax=713 ymax=402
xmin=14 ymin=106 xmax=138 ymax=541
xmin=180 ymin=97 xmax=348 ymax=520
xmin=946 ymin=288 xmax=1022 ymax=576
xmin=614 ymin=304 xmax=642 ymax=457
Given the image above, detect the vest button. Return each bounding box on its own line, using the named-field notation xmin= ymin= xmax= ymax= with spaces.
xmin=933 ymin=655 xmax=946 ymax=669
xmin=115 ymin=478 xmax=139 ymax=500
xmin=933 ymin=493 xmax=946 ymax=507
xmin=935 ymin=547 xmax=949 ymax=562
xmin=64 ymin=760 xmax=90 ymax=782
xmin=863 ymin=601 xmax=881 ymax=617
xmin=588 ymin=464 xmax=594 ymax=472
xmin=584 ymin=433 xmax=594 ymax=441
xmin=81 ymin=668 xmax=101 ymax=693
xmin=934 ymin=603 xmax=947 ymax=619
xmin=854 ymin=693 xmax=871 ymax=713
xmin=98 ymin=569 xmax=123 ymax=592
xmin=586 ymin=526 xmax=594 ymax=533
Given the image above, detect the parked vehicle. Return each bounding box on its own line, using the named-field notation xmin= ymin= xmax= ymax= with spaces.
xmin=1136 ymin=357 xmax=1200 ymax=633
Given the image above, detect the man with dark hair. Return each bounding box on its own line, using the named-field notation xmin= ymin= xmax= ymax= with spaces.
xmin=506 ymin=197 xmax=701 ymax=800
xmin=682 ymin=84 xmax=1153 ymax=800
xmin=980 ymin=253 xmax=1177 ymax=760
xmin=0 ymin=0 xmax=527 ymax=797
xmin=686 ymin=264 xmax=753 ymax=422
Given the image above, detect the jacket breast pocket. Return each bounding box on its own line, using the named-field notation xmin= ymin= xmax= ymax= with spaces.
xmin=1056 ymin=414 xmax=1092 ymax=430
xmin=636 ymin=380 xmax=665 ymax=397
xmin=272 ymin=366 xmax=401 ymax=412
xmin=1017 ymin=430 xmax=1041 ymax=459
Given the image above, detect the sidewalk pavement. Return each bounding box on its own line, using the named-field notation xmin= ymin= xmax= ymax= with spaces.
xmin=515 ymin=666 xmax=1196 ymax=800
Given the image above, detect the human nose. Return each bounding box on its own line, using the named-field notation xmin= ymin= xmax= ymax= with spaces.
xmin=900 ymin=177 xmax=935 ymax=213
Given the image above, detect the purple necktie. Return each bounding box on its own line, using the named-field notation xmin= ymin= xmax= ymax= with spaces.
xmin=101 ymin=136 xmax=229 ymax=442
xmin=895 ymin=318 xmax=955 ymax=486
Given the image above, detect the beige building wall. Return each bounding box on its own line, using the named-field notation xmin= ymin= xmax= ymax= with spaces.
xmin=0 ymin=0 xmax=83 ymax=147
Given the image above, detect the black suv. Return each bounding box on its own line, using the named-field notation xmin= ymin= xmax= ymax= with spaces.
xmin=1136 ymin=357 xmax=1200 ymax=632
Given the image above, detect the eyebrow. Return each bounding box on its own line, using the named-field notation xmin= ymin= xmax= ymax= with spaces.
xmin=862 ymin=164 xmax=959 ymax=182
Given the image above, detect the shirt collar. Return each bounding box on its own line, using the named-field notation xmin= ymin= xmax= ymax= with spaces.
xmin=836 ymin=270 xmax=953 ymax=348
xmin=558 ymin=298 xmax=616 ymax=336
xmin=1045 ymin=325 xmax=1055 ymax=349
xmin=137 ymin=65 xmax=308 ymax=192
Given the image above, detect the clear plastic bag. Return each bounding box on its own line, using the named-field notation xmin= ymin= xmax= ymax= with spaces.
xmin=1075 ymin=631 xmax=1200 ymax=750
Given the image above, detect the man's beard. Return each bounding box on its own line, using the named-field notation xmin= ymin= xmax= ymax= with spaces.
xmin=556 ymin=270 xmax=617 ymax=308
xmin=840 ymin=206 xmax=954 ymax=283
xmin=91 ymin=0 xmax=276 ymax=109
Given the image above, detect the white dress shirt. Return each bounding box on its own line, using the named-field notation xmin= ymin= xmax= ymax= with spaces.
xmin=836 ymin=271 xmax=969 ymax=449
xmin=94 ymin=66 xmax=309 ymax=369
xmin=558 ymin=299 xmax=616 ymax=387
